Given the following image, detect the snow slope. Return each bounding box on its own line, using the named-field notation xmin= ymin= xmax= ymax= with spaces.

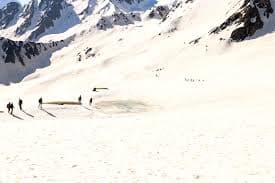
xmin=0 ymin=0 xmax=275 ymax=182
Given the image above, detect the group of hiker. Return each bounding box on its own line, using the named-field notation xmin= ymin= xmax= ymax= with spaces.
xmin=6 ymin=99 xmax=20 ymax=115
xmin=78 ymin=95 xmax=93 ymax=106
xmin=7 ymin=98 xmax=23 ymax=115
xmin=6 ymin=102 xmax=14 ymax=115
xmin=6 ymin=95 xmax=93 ymax=115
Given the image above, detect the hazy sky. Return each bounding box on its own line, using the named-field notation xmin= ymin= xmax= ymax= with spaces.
xmin=18 ymin=0 xmax=30 ymax=4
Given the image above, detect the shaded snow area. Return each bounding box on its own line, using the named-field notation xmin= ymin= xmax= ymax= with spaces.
xmin=0 ymin=0 xmax=275 ymax=182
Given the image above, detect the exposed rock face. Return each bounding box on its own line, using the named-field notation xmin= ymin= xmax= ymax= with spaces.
xmin=210 ymin=0 xmax=274 ymax=41
xmin=0 ymin=37 xmax=62 ymax=66
xmin=38 ymin=0 xmax=51 ymax=10
xmin=28 ymin=0 xmax=71 ymax=40
xmin=0 ymin=2 xmax=21 ymax=29
xmin=118 ymin=0 xmax=144 ymax=4
xmin=0 ymin=0 xmax=79 ymax=41
xmin=0 ymin=35 xmax=69 ymax=84
xmin=16 ymin=0 xmax=37 ymax=35
xmin=148 ymin=6 xmax=170 ymax=20
xmin=79 ymin=0 xmax=96 ymax=18
xmin=0 ymin=0 xmax=150 ymax=40
xmin=96 ymin=12 xmax=141 ymax=30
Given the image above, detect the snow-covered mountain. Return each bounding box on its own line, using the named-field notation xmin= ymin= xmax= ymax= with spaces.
xmin=0 ymin=0 xmax=275 ymax=42
xmin=0 ymin=0 xmax=275 ymax=182
xmin=0 ymin=0 xmax=156 ymax=41
xmin=0 ymin=0 xmax=275 ymax=84
xmin=0 ymin=0 xmax=80 ymax=41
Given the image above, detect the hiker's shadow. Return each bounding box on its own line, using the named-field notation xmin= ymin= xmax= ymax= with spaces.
xmin=82 ymin=105 xmax=92 ymax=111
xmin=22 ymin=110 xmax=34 ymax=118
xmin=41 ymin=108 xmax=57 ymax=118
xmin=12 ymin=114 xmax=24 ymax=120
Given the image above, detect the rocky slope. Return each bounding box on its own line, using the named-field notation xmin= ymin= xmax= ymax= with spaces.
xmin=28 ymin=0 xmax=79 ymax=40
xmin=15 ymin=0 xmax=37 ymax=36
xmin=0 ymin=37 xmax=63 ymax=66
xmin=0 ymin=2 xmax=21 ymax=29
xmin=0 ymin=36 xmax=67 ymax=84
xmin=0 ymin=0 xmax=275 ymax=85
xmin=0 ymin=0 xmax=152 ymax=41
xmin=0 ymin=0 xmax=80 ymax=41
xmin=1 ymin=0 xmax=275 ymax=42
xmin=210 ymin=0 xmax=274 ymax=41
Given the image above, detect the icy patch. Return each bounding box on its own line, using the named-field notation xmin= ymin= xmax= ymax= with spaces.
xmin=95 ymin=100 xmax=149 ymax=114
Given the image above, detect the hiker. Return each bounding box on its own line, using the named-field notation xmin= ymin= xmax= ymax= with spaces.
xmin=89 ymin=97 xmax=93 ymax=106
xmin=10 ymin=103 xmax=14 ymax=115
xmin=18 ymin=98 xmax=23 ymax=111
xmin=78 ymin=95 xmax=82 ymax=104
xmin=38 ymin=97 xmax=43 ymax=109
xmin=6 ymin=102 xmax=10 ymax=113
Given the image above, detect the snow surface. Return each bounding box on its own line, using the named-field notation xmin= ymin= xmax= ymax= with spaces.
xmin=0 ymin=0 xmax=275 ymax=182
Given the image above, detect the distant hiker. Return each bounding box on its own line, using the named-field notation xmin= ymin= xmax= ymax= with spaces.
xmin=18 ymin=98 xmax=23 ymax=111
xmin=78 ymin=95 xmax=82 ymax=104
xmin=38 ymin=97 xmax=43 ymax=109
xmin=6 ymin=102 xmax=10 ymax=113
xmin=89 ymin=97 xmax=93 ymax=106
xmin=10 ymin=103 xmax=14 ymax=115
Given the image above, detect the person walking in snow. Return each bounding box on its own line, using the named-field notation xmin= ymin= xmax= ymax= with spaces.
xmin=6 ymin=102 xmax=10 ymax=114
xmin=38 ymin=97 xmax=43 ymax=109
xmin=89 ymin=97 xmax=93 ymax=106
xmin=78 ymin=95 xmax=82 ymax=104
xmin=10 ymin=103 xmax=14 ymax=115
xmin=18 ymin=98 xmax=23 ymax=111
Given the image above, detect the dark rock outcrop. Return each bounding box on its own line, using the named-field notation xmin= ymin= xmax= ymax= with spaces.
xmin=0 ymin=37 xmax=62 ymax=66
xmin=148 ymin=6 xmax=170 ymax=20
xmin=210 ymin=0 xmax=274 ymax=41
xmin=96 ymin=12 xmax=141 ymax=30
xmin=16 ymin=0 xmax=37 ymax=35
xmin=0 ymin=36 xmax=71 ymax=85
xmin=28 ymin=0 xmax=69 ymax=40
xmin=0 ymin=2 xmax=21 ymax=29
xmin=118 ymin=0 xmax=144 ymax=4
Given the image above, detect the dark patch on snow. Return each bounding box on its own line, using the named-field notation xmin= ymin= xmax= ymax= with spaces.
xmin=189 ymin=37 xmax=201 ymax=44
xmin=77 ymin=47 xmax=96 ymax=62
